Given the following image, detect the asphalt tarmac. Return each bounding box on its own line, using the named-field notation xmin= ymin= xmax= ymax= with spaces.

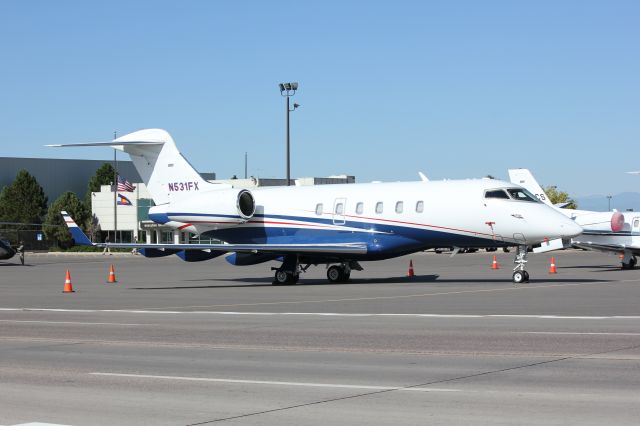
xmin=1 ymin=250 xmax=639 ymax=425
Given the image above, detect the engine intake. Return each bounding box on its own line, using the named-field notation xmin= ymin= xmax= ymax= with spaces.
xmin=237 ymin=189 xmax=255 ymax=220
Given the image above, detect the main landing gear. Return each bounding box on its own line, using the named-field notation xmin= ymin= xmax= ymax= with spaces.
xmin=326 ymin=261 xmax=364 ymax=283
xmin=621 ymin=250 xmax=637 ymax=270
xmin=272 ymin=255 xmax=300 ymax=285
xmin=512 ymin=245 xmax=530 ymax=284
xmin=327 ymin=264 xmax=350 ymax=283
xmin=272 ymin=257 xmax=364 ymax=285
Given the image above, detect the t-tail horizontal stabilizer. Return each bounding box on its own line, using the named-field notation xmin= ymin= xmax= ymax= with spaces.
xmin=61 ymin=211 xmax=93 ymax=246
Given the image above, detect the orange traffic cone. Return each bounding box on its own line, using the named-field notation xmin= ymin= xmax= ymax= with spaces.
xmin=107 ymin=264 xmax=117 ymax=283
xmin=62 ymin=270 xmax=75 ymax=293
xmin=407 ymin=260 xmax=415 ymax=277
xmin=549 ymin=257 xmax=557 ymax=274
xmin=491 ymin=255 xmax=499 ymax=270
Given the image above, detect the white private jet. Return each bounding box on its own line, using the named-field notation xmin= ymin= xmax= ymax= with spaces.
xmin=51 ymin=129 xmax=581 ymax=284
xmin=508 ymin=168 xmax=640 ymax=269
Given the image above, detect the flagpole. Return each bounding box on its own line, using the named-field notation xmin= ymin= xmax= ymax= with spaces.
xmin=113 ymin=131 xmax=118 ymax=244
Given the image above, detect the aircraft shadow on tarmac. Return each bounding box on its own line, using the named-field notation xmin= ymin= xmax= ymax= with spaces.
xmin=560 ymin=265 xmax=627 ymax=272
xmin=0 ymin=262 xmax=32 ymax=267
xmin=130 ymin=274 xmax=442 ymax=290
xmin=129 ymin=275 xmax=610 ymax=290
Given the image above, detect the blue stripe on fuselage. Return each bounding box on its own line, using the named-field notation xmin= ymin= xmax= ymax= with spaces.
xmin=150 ymin=212 xmax=503 ymax=257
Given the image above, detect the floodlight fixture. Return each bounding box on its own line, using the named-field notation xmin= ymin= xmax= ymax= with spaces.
xmin=279 ymin=81 xmax=298 ymax=97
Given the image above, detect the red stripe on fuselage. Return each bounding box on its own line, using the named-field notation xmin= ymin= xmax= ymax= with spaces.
xmin=171 ymin=214 xmax=493 ymax=239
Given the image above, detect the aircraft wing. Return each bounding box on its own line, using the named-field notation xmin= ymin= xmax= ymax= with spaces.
xmin=532 ymin=238 xmax=572 ymax=253
xmin=61 ymin=211 xmax=368 ymax=255
xmin=94 ymin=242 xmax=366 ymax=254
xmin=554 ymin=202 xmax=571 ymax=208
xmin=571 ymin=240 xmax=640 ymax=255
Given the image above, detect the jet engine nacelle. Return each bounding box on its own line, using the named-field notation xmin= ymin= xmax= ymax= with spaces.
xmin=572 ymin=210 xmax=627 ymax=233
xmin=149 ymin=188 xmax=256 ymax=232
xmin=611 ymin=211 xmax=624 ymax=232
xmin=198 ymin=188 xmax=256 ymax=221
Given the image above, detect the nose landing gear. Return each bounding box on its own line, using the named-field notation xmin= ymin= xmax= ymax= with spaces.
xmin=512 ymin=245 xmax=530 ymax=284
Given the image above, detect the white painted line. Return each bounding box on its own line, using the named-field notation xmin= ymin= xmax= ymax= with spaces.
xmin=90 ymin=372 xmax=460 ymax=392
xmin=1 ymin=308 xmax=640 ymax=320
xmin=0 ymin=320 xmax=153 ymax=326
xmin=520 ymin=332 xmax=640 ymax=336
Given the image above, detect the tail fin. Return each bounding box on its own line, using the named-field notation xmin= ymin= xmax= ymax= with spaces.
xmin=507 ymin=168 xmax=553 ymax=207
xmin=61 ymin=211 xmax=93 ymax=246
xmin=49 ymin=129 xmax=211 ymax=205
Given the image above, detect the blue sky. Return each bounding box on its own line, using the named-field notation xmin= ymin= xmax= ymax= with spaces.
xmin=0 ymin=0 xmax=638 ymax=197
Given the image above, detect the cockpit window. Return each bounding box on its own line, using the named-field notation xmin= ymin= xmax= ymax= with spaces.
xmin=507 ymin=188 xmax=539 ymax=202
xmin=485 ymin=190 xmax=510 ymax=199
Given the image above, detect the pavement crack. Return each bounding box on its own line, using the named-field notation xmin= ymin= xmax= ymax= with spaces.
xmin=184 ymin=342 xmax=640 ymax=425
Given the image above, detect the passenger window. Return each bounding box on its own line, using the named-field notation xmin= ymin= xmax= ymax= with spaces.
xmin=315 ymin=203 xmax=323 ymax=215
xmin=395 ymin=201 xmax=403 ymax=214
xmin=416 ymin=200 xmax=424 ymax=213
xmin=485 ymin=190 xmax=510 ymax=199
xmin=375 ymin=202 xmax=383 ymax=214
xmin=335 ymin=203 xmax=344 ymax=215
xmin=634 ymin=219 xmax=639 ymax=228
xmin=356 ymin=202 xmax=363 ymax=215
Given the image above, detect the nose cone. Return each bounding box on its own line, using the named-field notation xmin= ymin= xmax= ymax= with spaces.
xmin=546 ymin=211 xmax=583 ymax=239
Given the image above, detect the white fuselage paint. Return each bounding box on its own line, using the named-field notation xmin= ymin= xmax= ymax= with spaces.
xmin=508 ymin=168 xmax=640 ymax=256
xmin=152 ymin=179 xmax=582 ymax=250
xmin=52 ymin=131 xmax=582 ymax=262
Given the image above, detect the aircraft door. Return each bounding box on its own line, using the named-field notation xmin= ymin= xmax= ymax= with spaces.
xmin=333 ymin=198 xmax=346 ymax=225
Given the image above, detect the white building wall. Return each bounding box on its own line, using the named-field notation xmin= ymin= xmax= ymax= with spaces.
xmin=91 ymin=184 xmax=153 ymax=240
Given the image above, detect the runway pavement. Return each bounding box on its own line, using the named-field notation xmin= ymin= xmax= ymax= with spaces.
xmin=1 ymin=250 xmax=639 ymax=425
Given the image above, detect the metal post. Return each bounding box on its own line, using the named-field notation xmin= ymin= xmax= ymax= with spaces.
xmin=286 ymin=96 xmax=290 ymax=186
xmin=279 ymin=82 xmax=298 ymax=187
xmin=113 ymin=131 xmax=118 ymax=243
xmin=244 ymin=152 xmax=248 ymax=179
xmin=607 ymin=195 xmax=612 ymax=212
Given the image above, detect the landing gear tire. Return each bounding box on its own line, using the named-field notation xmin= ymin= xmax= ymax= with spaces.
xmin=273 ymin=270 xmax=297 ymax=285
xmin=622 ymin=256 xmax=637 ymax=270
xmin=327 ymin=265 xmax=343 ymax=283
xmin=513 ymin=271 xmax=526 ymax=284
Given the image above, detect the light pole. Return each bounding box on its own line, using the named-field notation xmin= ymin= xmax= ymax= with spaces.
xmin=279 ymin=82 xmax=299 ymax=186
xmin=113 ymin=131 xmax=118 ymax=243
xmin=607 ymin=195 xmax=612 ymax=212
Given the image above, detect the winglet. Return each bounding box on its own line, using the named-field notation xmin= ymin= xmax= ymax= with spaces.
xmin=61 ymin=211 xmax=94 ymax=246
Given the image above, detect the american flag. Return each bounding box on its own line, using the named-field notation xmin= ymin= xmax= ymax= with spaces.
xmin=116 ymin=175 xmax=136 ymax=192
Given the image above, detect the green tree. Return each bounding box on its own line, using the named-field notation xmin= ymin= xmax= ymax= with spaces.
xmin=543 ymin=185 xmax=577 ymax=209
xmin=0 ymin=170 xmax=48 ymax=225
xmin=85 ymin=163 xmax=115 ymax=208
xmin=44 ymin=192 xmax=89 ymax=246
